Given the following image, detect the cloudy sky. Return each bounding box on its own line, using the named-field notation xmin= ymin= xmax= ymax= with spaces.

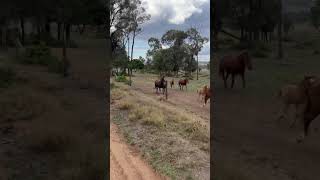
xmin=132 ymin=0 xmax=210 ymax=61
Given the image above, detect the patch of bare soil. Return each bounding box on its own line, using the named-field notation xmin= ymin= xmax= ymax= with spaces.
xmin=110 ymin=123 xmax=165 ymax=180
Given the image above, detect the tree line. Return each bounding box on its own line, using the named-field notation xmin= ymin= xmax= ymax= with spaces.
xmin=0 ymin=0 xmax=106 ymax=48
xmin=146 ymin=28 xmax=208 ymax=79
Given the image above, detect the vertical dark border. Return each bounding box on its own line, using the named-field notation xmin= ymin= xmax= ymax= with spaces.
xmin=106 ymin=0 xmax=111 ymax=179
xmin=210 ymin=0 xmax=214 ymax=179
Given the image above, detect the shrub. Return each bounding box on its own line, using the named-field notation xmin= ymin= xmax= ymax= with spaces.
xmin=251 ymin=49 xmax=269 ymax=58
xmin=0 ymin=66 xmax=15 ymax=88
xmin=25 ymin=33 xmax=78 ymax=48
xmin=18 ymin=42 xmax=65 ymax=74
xmin=115 ymin=75 xmax=127 ymax=82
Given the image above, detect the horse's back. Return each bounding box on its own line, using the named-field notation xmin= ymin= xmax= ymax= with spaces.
xmin=306 ymin=78 xmax=320 ymax=115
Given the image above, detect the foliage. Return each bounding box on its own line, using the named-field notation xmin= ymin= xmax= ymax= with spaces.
xmin=115 ymin=75 xmax=126 ymax=82
xmin=129 ymin=57 xmax=144 ymax=71
xmin=18 ymin=42 xmax=64 ymax=74
xmin=147 ymin=28 xmax=207 ymax=76
xmin=311 ymin=0 xmax=320 ymax=32
xmin=0 ymin=66 xmax=15 ymax=88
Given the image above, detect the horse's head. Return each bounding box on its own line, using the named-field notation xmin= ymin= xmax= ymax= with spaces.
xmin=299 ymin=75 xmax=318 ymax=95
xmin=241 ymin=51 xmax=253 ymax=70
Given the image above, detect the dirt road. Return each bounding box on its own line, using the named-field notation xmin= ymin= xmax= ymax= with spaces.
xmin=110 ymin=123 xmax=165 ymax=180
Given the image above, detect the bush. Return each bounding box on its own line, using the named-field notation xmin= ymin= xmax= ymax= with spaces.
xmin=0 ymin=66 xmax=15 ymax=88
xmin=251 ymin=49 xmax=269 ymax=58
xmin=115 ymin=75 xmax=127 ymax=82
xmin=26 ymin=33 xmax=78 ymax=48
xmin=18 ymin=42 xmax=65 ymax=74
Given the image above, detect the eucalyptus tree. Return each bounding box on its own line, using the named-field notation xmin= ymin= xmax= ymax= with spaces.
xmin=186 ymin=28 xmax=208 ymax=80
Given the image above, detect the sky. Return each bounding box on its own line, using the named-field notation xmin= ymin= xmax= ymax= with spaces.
xmin=132 ymin=0 xmax=210 ymax=62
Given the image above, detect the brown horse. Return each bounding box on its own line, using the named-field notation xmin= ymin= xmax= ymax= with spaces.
xmin=178 ymin=79 xmax=189 ymax=91
xmin=296 ymin=75 xmax=320 ymax=143
xmin=202 ymin=85 xmax=212 ymax=107
xmin=170 ymin=79 xmax=174 ymax=88
xmin=219 ymin=51 xmax=253 ymax=88
xmin=197 ymin=86 xmax=205 ymax=101
xmin=155 ymin=76 xmax=167 ymax=94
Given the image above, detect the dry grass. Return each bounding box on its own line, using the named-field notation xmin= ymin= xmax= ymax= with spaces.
xmin=0 ymin=86 xmax=47 ymax=123
xmin=111 ymin=87 xmax=128 ymax=100
xmin=129 ymin=105 xmax=165 ymax=128
xmin=0 ymin=59 xmax=106 ymax=179
xmin=112 ymin=81 xmax=209 ymax=179
xmin=117 ymin=99 xmax=135 ymax=110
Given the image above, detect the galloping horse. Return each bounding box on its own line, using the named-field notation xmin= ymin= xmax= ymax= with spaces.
xmin=170 ymin=79 xmax=174 ymax=88
xmin=202 ymin=85 xmax=212 ymax=107
xmin=178 ymin=78 xmax=189 ymax=91
xmin=155 ymin=76 xmax=167 ymax=94
xmin=219 ymin=51 xmax=253 ymax=88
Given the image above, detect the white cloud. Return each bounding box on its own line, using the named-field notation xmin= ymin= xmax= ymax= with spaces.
xmin=141 ymin=0 xmax=208 ymax=25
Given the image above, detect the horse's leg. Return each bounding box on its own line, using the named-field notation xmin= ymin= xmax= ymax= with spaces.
xmin=278 ymin=103 xmax=289 ymax=122
xmin=241 ymin=73 xmax=246 ymax=88
xmin=225 ymin=72 xmax=230 ymax=88
xmin=290 ymin=104 xmax=300 ymax=128
xmin=221 ymin=71 xmax=227 ymax=88
xmin=231 ymin=74 xmax=235 ymax=88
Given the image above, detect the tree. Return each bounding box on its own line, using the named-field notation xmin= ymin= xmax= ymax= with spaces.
xmin=129 ymin=57 xmax=144 ymax=71
xmin=283 ymin=14 xmax=294 ymax=37
xmin=311 ymin=0 xmax=320 ymax=32
xmin=161 ymin=30 xmax=189 ymax=76
xmin=277 ymin=0 xmax=283 ymax=59
xmin=186 ymin=28 xmax=208 ymax=80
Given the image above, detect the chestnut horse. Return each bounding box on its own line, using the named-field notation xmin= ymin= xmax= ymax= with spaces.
xmin=155 ymin=76 xmax=167 ymax=94
xmin=170 ymin=79 xmax=174 ymax=88
xmin=178 ymin=79 xmax=189 ymax=91
xmin=219 ymin=51 xmax=253 ymax=88
xmin=202 ymin=85 xmax=212 ymax=107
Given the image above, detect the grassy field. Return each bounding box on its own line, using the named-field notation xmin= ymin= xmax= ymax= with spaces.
xmin=212 ymin=23 xmax=320 ymax=180
xmin=111 ymin=70 xmax=210 ymax=179
xmin=131 ymin=71 xmax=210 ymax=92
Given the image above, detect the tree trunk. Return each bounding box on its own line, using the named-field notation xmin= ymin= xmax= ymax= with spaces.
xmin=65 ymin=24 xmax=71 ymax=43
xmin=57 ymin=22 xmax=61 ymax=40
xmin=130 ymin=30 xmax=136 ymax=85
xmin=37 ymin=23 xmax=41 ymax=40
xmin=196 ymin=54 xmax=199 ymax=80
xmin=20 ymin=17 xmax=25 ymax=45
xmin=1 ymin=25 xmax=7 ymax=49
xmin=278 ymin=0 xmax=283 ymax=59
xmin=45 ymin=20 xmax=51 ymax=35
xmin=62 ymin=23 xmax=70 ymax=77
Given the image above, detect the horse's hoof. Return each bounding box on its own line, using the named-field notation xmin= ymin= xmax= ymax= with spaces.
xmin=296 ymin=135 xmax=305 ymax=143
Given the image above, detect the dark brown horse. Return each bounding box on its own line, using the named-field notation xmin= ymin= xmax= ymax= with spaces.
xmin=178 ymin=79 xmax=189 ymax=91
xmin=219 ymin=51 xmax=253 ymax=88
xmin=155 ymin=76 xmax=167 ymax=94
xmin=296 ymin=75 xmax=320 ymax=143
xmin=170 ymin=79 xmax=174 ymax=88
